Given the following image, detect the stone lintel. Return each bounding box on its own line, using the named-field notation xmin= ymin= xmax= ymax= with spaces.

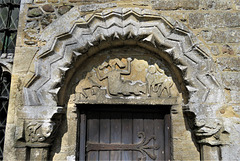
xmin=75 ymin=97 xmax=179 ymax=105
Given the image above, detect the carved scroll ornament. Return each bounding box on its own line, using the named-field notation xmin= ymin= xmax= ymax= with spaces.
xmin=25 ymin=121 xmax=56 ymax=145
xmin=86 ymin=132 xmax=159 ymax=161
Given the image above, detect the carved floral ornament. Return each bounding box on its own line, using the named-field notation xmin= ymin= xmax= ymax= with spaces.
xmin=87 ymin=132 xmax=159 ymax=161
xmin=21 ymin=7 xmax=225 ymax=145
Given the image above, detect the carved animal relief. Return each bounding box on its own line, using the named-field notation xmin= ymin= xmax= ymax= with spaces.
xmin=75 ymin=58 xmax=178 ymax=103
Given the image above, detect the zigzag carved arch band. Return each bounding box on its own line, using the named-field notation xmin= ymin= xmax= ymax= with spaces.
xmin=22 ymin=7 xmax=222 ymax=119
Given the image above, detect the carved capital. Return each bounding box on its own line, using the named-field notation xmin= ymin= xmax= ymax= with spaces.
xmin=193 ymin=118 xmax=226 ymax=146
xmin=25 ymin=120 xmax=59 ymax=147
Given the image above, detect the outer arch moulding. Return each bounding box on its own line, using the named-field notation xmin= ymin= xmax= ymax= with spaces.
xmin=21 ymin=7 xmax=223 ymax=122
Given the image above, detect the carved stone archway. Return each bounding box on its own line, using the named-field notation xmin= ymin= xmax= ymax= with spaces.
xmin=71 ymin=50 xmax=181 ymax=160
xmin=20 ymin=7 xmax=224 ymax=160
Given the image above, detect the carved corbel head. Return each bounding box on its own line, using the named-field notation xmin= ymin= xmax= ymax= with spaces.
xmin=193 ymin=118 xmax=229 ymax=146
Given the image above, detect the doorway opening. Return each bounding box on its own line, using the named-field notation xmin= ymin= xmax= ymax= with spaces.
xmin=77 ymin=104 xmax=171 ymax=161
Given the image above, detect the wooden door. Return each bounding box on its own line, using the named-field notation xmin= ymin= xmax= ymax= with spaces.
xmin=77 ymin=105 xmax=171 ymax=161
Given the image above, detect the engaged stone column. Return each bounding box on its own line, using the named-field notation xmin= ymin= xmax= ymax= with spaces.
xmin=29 ymin=148 xmax=49 ymax=161
xmin=201 ymin=145 xmax=220 ymax=160
xmin=194 ymin=118 xmax=227 ymax=160
xmin=23 ymin=120 xmax=60 ymax=160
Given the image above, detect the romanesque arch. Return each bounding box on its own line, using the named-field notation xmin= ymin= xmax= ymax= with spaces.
xmin=20 ymin=7 xmax=225 ymax=160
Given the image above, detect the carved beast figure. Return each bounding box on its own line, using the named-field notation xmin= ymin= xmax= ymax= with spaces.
xmin=75 ymin=72 xmax=101 ymax=98
xmin=146 ymin=64 xmax=173 ymax=97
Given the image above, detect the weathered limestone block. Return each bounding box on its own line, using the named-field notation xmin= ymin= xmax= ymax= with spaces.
xmin=13 ymin=47 xmax=39 ymax=73
xmin=222 ymin=72 xmax=240 ymax=90
xmin=201 ymin=29 xmax=240 ymax=43
xmin=152 ymin=0 xmax=199 ymax=10
xmin=219 ymin=105 xmax=240 ymax=118
xmin=189 ymin=12 xmax=240 ymax=29
xmin=79 ymin=3 xmax=117 ymax=12
xmin=3 ymin=124 xmax=17 ymax=161
xmin=219 ymin=117 xmax=240 ymax=160
xmin=200 ymin=0 xmax=233 ymax=10
xmin=210 ymin=46 xmax=220 ymax=56
xmin=221 ymin=145 xmax=240 ymax=161
xmin=222 ymin=44 xmax=235 ymax=55
xmin=230 ymin=91 xmax=240 ymax=104
xmin=217 ymin=56 xmax=240 ymax=71
xmin=68 ymin=0 xmax=113 ymax=2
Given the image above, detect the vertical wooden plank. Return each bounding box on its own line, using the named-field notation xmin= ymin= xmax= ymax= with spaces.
xmin=110 ymin=112 xmax=121 ymax=161
xmin=79 ymin=113 xmax=86 ymax=161
xmin=99 ymin=111 xmax=110 ymax=161
xmin=121 ymin=112 xmax=133 ymax=161
xmin=144 ymin=112 xmax=154 ymax=161
xmin=154 ymin=113 xmax=165 ymax=161
xmin=132 ymin=112 xmax=143 ymax=160
xmin=164 ymin=114 xmax=171 ymax=161
xmin=87 ymin=111 xmax=99 ymax=161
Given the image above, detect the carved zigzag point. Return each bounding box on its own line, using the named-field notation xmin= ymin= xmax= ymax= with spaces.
xmin=143 ymin=34 xmax=156 ymax=46
xmin=99 ymin=34 xmax=106 ymax=41
xmin=58 ymin=67 xmax=69 ymax=72
xmin=73 ymin=51 xmax=82 ymax=57
xmin=87 ymin=41 xmax=94 ymax=47
xmin=186 ymin=85 xmax=198 ymax=92
xmin=48 ymin=87 xmax=61 ymax=95
xmin=113 ymin=32 xmax=120 ymax=39
xmin=177 ymin=65 xmax=188 ymax=71
xmin=164 ymin=48 xmax=174 ymax=55
xmin=127 ymin=31 xmax=134 ymax=39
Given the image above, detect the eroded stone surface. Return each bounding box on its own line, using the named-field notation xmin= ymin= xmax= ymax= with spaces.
xmin=217 ymin=57 xmax=240 ymax=71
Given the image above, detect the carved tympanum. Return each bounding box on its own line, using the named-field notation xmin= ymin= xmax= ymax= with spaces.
xmin=75 ymin=58 xmax=177 ymax=101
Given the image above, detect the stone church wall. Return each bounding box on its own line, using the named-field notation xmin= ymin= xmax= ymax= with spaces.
xmin=3 ymin=0 xmax=240 ymax=160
